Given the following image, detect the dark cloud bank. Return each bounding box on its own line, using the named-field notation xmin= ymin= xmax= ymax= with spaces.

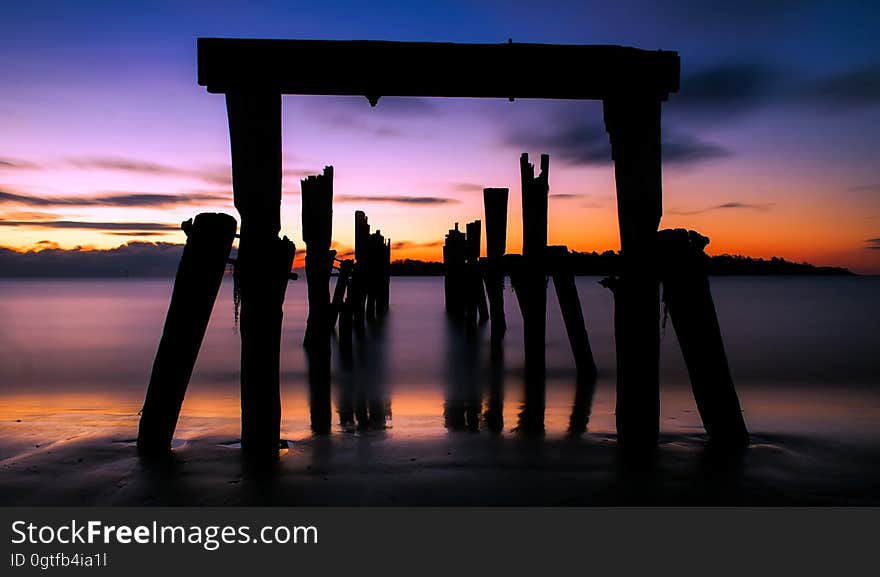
xmin=0 ymin=243 xmax=185 ymax=277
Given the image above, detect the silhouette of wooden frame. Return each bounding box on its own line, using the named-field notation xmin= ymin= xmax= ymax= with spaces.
xmin=198 ymin=38 xmax=680 ymax=451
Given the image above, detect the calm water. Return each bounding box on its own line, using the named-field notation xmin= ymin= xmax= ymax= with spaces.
xmin=1 ymin=276 xmax=878 ymax=445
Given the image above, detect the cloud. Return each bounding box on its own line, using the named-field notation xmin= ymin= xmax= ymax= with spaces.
xmin=807 ymin=62 xmax=880 ymax=109
xmin=669 ymin=201 xmax=775 ymax=215
xmin=0 ymin=154 xmax=234 ymax=186
xmin=667 ymin=0 xmax=816 ymax=25
xmin=549 ymin=193 xmax=583 ymax=199
xmin=303 ymin=96 xmax=437 ymax=139
xmin=451 ymin=182 xmax=485 ymax=193
xmin=866 ymin=238 xmax=880 ymax=250
xmin=0 ymin=189 xmax=229 ymax=208
xmin=0 ymin=242 xmax=185 ymax=277
xmin=846 ymin=183 xmax=880 ymax=193
xmin=662 ymin=132 xmax=731 ymax=165
xmin=391 ymin=240 xmax=444 ymax=250
xmin=0 ymin=157 xmax=40 ymax=170
xmin=671 ymin=61 xmax=782 ymax=119
xmin=502 ymin=117 xmax=729 ymax=168
xmin=668 ymin=57 xmax=880 ymax=123
xmin=312 ymin=96 xmax=436 ymax=116
xmin=66 ymin=156 xmax=184 ymax=175
xmin=0 ymin=210 xmax=60 ymax=221
xmin=103 ymin=231 xmax=169 ymax=237
xmin=0 ymin=220 xmax=179 ymax=231
xmin=335 ymin=194 xmax=458 ymax=205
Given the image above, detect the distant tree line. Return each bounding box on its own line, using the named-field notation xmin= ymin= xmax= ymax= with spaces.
xmin=390 ymin=251 xmax=855 ymax=277
xmin=0 ymin=244 xmax=855 ymax=277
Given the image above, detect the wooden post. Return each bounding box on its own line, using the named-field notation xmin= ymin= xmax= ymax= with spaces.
xmin=226 ymin=90 xmax=295 ymax=457
xmin=365 ymin=229 xmax=385 ymax=323
xmin=381 ymin=237 xmax=391 ymax=315
xmin=443 ymin=223 xmax=467 ymax=320
xmin=483 ymin=187 xmax=509 ymax=341
xmin=353 ymin=211 xmax=370 ymax=331
xmin=658 ymin=229 xmax=749 ymax=447
xmin=464 ymin=220 xmax=487 ymax=325
xmin=330 ymin=258 xmax=353 ymax=330
xmin=301 ymin=167 xmax=334 ymax=434
xmin=603 ymin=98 xmax=662 ymax=451
xmin=519 ymin=153 xmax=549 ymax=434
xmin=302 ymin=166 xmax=334 ymax=347
xmin=137 ymin=213 xmax=237 ymax=454
xmin=548 ymin=246 xmax=598 ymax=380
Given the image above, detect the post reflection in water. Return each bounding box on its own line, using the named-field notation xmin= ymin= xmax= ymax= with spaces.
xmin=334 ymin=320 xmax=390 ymax=432
xmin=443 ymin=319 xmax=483 ymax=432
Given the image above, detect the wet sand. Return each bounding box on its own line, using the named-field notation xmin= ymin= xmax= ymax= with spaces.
xmin=2 ymin=403 xmax=878 ymax=506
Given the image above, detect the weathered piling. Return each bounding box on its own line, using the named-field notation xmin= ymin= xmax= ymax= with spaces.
xmin=483 ymin=187 xmax=509 ymax=341
xmin=353 ymin=211 xmax=370 ymax=331
xmin=302 ymin=166 xmax=335 ymax=347
xmin=658 ymin=229 xmax=749 ymax=448
xmin=365 ymin=229 xmax=387 ymax=323
xmin=443 ymin=223 xmax=467 ymax=319
xmin=226 ymin=90 xmax=295 ymax=457
xmin=237 ymin=237 xmax=295 ymax=454
xmin=330 ymin=258 xmax=353 ymax=329
xmin=603 ymin=98 xmax=662 ymax=451
xmin=548 ymin=246 xmax=598 ymax=380
xmin=349 ymin=211 xmax=391 ymax=328
xmin=465 ymin=220 xmax=489 ymax=325
xmin=518 ymin=153 xmax=550 ymax=434
xmin=137 ymin=213 xmax=237 ymax=454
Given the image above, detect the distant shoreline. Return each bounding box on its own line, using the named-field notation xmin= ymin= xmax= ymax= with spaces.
xmin=387 ymin=253 xmax=856 ymax=277
xmin=0 ymin=244 xmax=857 ymax=277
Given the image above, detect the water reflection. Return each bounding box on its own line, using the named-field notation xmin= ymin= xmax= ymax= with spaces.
xmin=443 ymin=319 xmax=483 ymax=431
xmin=335 ymin=319 xmax=390 ymax=431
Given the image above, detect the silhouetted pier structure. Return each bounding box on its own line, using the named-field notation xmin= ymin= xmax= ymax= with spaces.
xmin=135 ymin=37 xmax=746 ymax=458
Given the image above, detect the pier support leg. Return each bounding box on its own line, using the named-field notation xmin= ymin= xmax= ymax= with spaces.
xmin=604 ymin=98 xmax=663 ymax=451
xmin=483 ymin=187 xmax=509 ymax=342
xmin=518 ymin=153 xmax=549 ymax=434
xmin=137 ymin=213 xmax=237 ymax=454
xmin=659 ymin=229 xmax=749 ymax=448
xmin=226 ymin=91 xmax=295 ymax=457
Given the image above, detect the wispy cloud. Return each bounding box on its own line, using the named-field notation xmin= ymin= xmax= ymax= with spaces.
xmin=866 ymin=238 xmax=880 ymax=250
xmin=807 ymin=62 xmax=880 ymax=109
xmin=103 ymin=231 xmax=169 ymax=237
xmin=502 ymin=117 xmax=729 ymax=168
xmin=668 ymin=201 xmax=775 ymax=215
xmin=302 ymin=96 xmax=437 ymax=139
xmin=0 ymin=210 xmax=60 ymax=221
xmin=0 ymin=154 xmax=234 ymax=186
xmin=311 ymin=96 xmax=436 ymax=116
xmin=391 ymin=240 xmax=444 ymax=250
xmin=0 ymin=157 xmax=40 ymax=170
xmin=0 ymin=189 xmax=229 ymax=208
xmin=671 ymin=61 xmax=783 ymax=120
xmin=846 ymin=183 xmax=880 ymax=193
xmin=0 ymin=220 xmax=179 ymax=231
xmin=451 ymin=182 xmax=485 ymax=193
xmin=335 ymin=194 xmax=458 ymax=205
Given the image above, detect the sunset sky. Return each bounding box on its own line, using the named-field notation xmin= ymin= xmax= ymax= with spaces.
xmin=1 ymin=1 xmax=879 ymax=272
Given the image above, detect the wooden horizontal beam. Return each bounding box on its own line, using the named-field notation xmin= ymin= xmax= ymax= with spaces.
xmin=198 ymin=38 xmax=679 ymax=101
